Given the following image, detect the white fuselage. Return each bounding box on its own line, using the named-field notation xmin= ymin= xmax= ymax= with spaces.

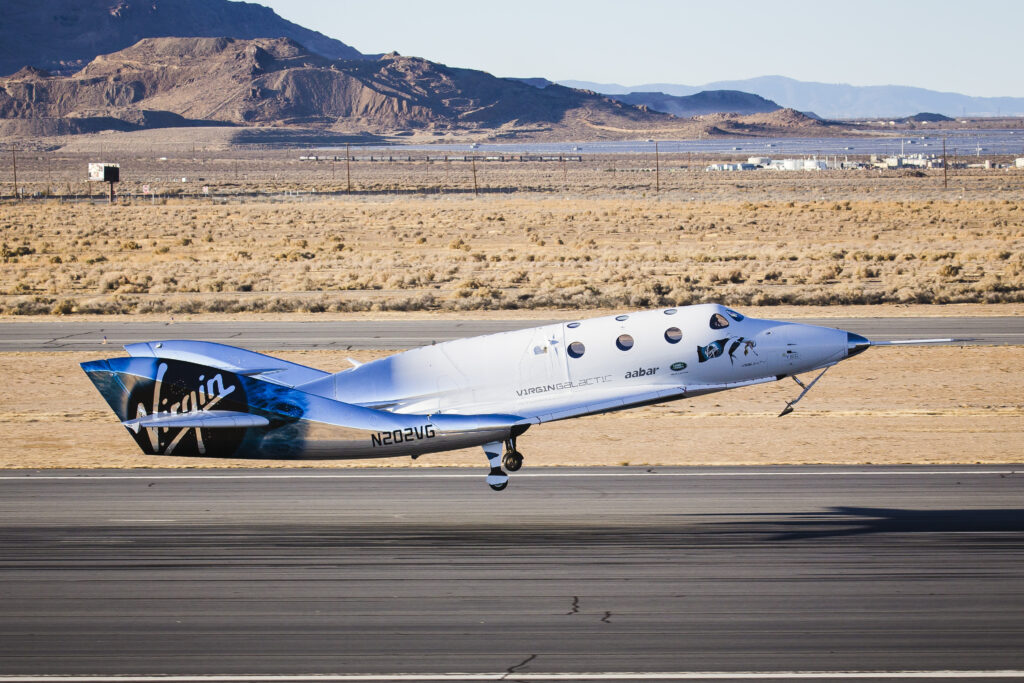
xmin=298 ymin=303 xmax=850 ymax=418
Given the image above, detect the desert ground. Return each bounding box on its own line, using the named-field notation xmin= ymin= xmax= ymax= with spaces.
xmin=1 ymin=149 xmax=1021 ymax=467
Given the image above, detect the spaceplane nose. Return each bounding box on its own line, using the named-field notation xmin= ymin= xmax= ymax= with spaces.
xmin=846 ymin=332 xmax=870 ymax=358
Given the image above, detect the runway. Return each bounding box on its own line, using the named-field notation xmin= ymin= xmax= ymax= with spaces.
xmin=1 ymin=467 xmax=1022 ymax=680
xmin=0 ymin=316 xmax=1021 ymax=351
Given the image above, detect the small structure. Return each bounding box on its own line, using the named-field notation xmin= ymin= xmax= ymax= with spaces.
xmin=88 ymin=163 xmax=120 ymax=202
xmin=705 ymin=163 xmax=757 ymax=172
xmin=871 ymin=154 xmax=943 ymax=170
xmin=767 ymin=158 xmax=827 ymax=171
xmin=1016 ymin=158 xmax=1024 ymax=168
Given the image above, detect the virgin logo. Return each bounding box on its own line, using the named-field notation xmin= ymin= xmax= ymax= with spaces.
xmin=134 ymin=362 xmax=237 ymax=455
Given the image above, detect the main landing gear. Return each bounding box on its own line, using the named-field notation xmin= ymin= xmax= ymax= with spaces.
xmin=482 ymin=437 xmax=524 ymax=491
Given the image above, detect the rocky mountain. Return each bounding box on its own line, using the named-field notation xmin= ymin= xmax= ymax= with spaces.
xmin=561 ymin=75 xmax=1024 ymax=119
xmin=609 ymin=90 xmax=780 ymax=118
xmin=0 ymin=0 xmax=368 ymax=78
xmin=0 ymin=37 xmax=684 ymax=137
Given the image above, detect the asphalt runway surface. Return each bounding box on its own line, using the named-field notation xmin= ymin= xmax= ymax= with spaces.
xmin=1 ymin=466 xmax=1022 ymax=681
xmin=1 ymin=316 xmax=1021 ymax=352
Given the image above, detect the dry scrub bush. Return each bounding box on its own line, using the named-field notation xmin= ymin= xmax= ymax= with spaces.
xmin=2 ymin=193 xmax=1022 ymax=315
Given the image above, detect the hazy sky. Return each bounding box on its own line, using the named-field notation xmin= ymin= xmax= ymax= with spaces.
xmin=259 ymin=0 xmax=1023 ymax=97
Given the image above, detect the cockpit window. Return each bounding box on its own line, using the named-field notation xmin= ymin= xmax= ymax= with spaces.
xmin=710 ymin=313 xmax=730 ymax=329
xmin=726 ymin=309 xmax=744 ymax=321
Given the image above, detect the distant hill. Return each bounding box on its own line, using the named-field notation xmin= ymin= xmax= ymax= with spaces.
xmin=560 ymin=75 xmax=1024 ymax=119
xmin=0 ymin=0 xmax=369 ymax=77
xmin=610 ymin=90 xmax=780 ymax=117
xmin=0 ymin=37 xmax=686 ymax=137
xmin=898 ymin=112 xmax=954 ymax=123
xmin=514 ymin=80 xmax=781 ymax=118
xmin=510 ymin=77 xmax=555 ymax=89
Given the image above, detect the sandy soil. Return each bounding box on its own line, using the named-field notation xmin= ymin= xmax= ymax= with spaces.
xmin=2 ymin=346 xmax=1020 ymax=469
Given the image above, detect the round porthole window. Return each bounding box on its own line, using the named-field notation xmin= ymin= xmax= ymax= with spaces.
xmin=567 ymin=341 xmax=585 ymax=358
xmin=616 ymin=334 xmax=634 ymax=351
xmin=615 ymin=314 xmax=629 ymax=321
xmin=664 ymin=327 xmax=682 ymax=344
xmin=567 ymin=322 xmax=581 ymax=329
xmin=664 ymin=308 xmax=677 ymax=315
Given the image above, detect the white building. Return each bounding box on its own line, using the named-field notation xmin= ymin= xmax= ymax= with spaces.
xmin=705 ymin=163 xmax=757 ymax=172
xmin=766 ymin=158 xmax=827 ymax=171
xmin=871 ymin=154 xmax=944 ymax=169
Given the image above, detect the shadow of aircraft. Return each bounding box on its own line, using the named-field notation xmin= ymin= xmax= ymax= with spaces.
xmin=750 ymin=506 xmax=1024 ymax=541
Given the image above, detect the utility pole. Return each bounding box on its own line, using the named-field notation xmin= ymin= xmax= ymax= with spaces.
xmin=345 ymin=143 xmax=351 ymax=194
xmin=11 ymin=149 xmax=18 ymax=202
xmin=655 ymin=141 xmax=660 ymax=195
xmin=942 ymin=138 xmax=948 ymax=190
xmin=471 ymin=157 xmax=478 ymax=196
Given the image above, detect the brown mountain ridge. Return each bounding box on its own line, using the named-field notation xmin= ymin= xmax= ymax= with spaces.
xmin=0 ymin=36 xmax=838 ymax=141
xmin=0 ymin=36 xmax=691 ymax=137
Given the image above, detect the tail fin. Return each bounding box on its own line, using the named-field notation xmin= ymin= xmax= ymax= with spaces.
xmin=82 ymin=356 xmax=279 ymax=457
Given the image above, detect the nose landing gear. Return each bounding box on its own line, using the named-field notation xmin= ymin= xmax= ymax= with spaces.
xmin=779 ymin=366 xmax=831 ymax=417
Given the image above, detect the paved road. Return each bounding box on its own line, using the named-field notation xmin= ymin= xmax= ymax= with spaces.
xmin=1 ymin=466 xmax=1022 ymax=679
xmin=1 ymin=317 xmax=1020 ymax=352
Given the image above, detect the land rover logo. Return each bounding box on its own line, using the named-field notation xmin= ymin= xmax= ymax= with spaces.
xmin=671 ymin=361 xmax=687 ymax=371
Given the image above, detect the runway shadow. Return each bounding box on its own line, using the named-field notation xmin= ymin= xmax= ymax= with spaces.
xmin=750 ymin=506 xmax=1024 ymax=541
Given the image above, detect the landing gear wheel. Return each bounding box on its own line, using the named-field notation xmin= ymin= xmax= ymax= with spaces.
xmin=485 ymin=465 xmax=509 ymax=492
xmin=502 ymin=450 xmax=524 ymax=472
